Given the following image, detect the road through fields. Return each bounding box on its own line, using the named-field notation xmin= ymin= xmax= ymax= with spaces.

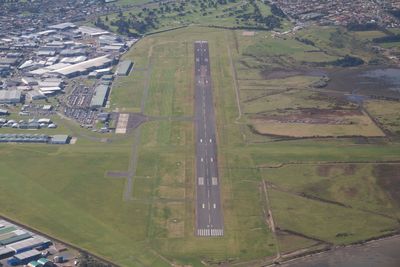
xmin=194 ymin=41 xmax=224 ymax=237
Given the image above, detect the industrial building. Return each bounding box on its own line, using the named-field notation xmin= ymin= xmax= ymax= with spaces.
xmin=27 ymin=90 xmax=46 ymax=101
xmin=50 ymin=135 xmax=70 ymax=144
xmin=7 ymin=249 xmax=42 ymax=266
xmin=76 ymin=26 xmax=109 ymax=37
xmin=0 ymin=219 xmax=58 ymax=265
xmin=0 ymin=90 xmax=22 ymax=104
xmin=90 ymin=84 xmax=109 ymax=109
xmin=6 ymin=236 xmax=51 ymax=254
xmin=51 ymin=55 xmax=114 ymax=78
xmin=60 ymin=48 xmax=86 ymax=57
xmin=48 ymin=22 xmax=77 ymax=31
xmin=0 ymin=247 xmax=14 ymax=260
xmin=0 ymin=231 xmax=31 ymax=246
xmin=0 ymin=134 xmax=49 ymax=143
xmin=0 ymin=134 xmax=70 ymax=144
xmin=116 ymin=60 xmax=133 ymax=76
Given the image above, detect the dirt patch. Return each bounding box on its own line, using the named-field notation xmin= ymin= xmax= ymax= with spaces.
xmin=343 ymin=164 xmax=357 ymax=175
xmin=342 ymin=186 xmax=358 ymax=198
xmin=317 ymin=164 xmax=358 ymax=177
xmin=252 ymin=108 xmax=362 ymax=125
xmin=261 ymin=69 xmax=326 ymax=80
xmin=106 ymin=171 xmax=129 ymax=177
xmin=167 ymin=219 xmax=184 ymax=238
xmin=250 ymin=107 xmax=385 ymax=138
xmin=127 ymin=113 xmax=148 ymax=129
xmin=317 ymin=164 xmax=335 ymax=177
xmin=374 ymin=164 xmax=400 ymax=205
xmin=242 ymin=31 xmax=255 ymax=36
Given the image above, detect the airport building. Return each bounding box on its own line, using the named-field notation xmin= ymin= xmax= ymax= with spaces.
xmin=116 ymin=60 xmax=133 ymax=76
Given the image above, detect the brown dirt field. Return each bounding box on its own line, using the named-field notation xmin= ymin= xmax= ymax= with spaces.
xmin=343 ymin=164 xmax=357 ymax=175
xmin=252 ymin=108 xmax=363 ymax=125
xmin=260 ymin=69 xmax=326 ymax=80
xmin=317 ymin=164 xmax=358 ymax=177
xmin=341 ymin=186 xmax=358 ymax=198
xmin=374 ymin=165 xmax=400 ymax=206
xmin=317 ymin=164 xmax=335 ymax=177
xmin=250 ymin=108 xmax=385 ymax=137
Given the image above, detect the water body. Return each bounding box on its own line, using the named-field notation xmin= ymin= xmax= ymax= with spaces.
xmin=360 ymin=68 xmax=400 ymax=92
xmin=281 ymin=236 xmax=400 ymax=267
xmin=325 ymin=67 xmax=400 ymax=98
xmin=346 ymin=94 xmax=367 ymax=104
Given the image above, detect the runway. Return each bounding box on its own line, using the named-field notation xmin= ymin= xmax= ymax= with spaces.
xmin=194 ymin=41 xmax=224 ymax=237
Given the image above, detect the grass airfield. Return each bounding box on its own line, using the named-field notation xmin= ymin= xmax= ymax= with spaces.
xmin=0 ymin=26 xmax=400 ymax=267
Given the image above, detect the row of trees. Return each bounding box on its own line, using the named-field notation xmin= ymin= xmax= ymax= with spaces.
xmin=102 ymin=0 xmax=283 ymax=36
xmin=373 ymin=34 xmax=400 ymax=44
xmin=331 ymin=55 xmax=365 ymax=67
xmin=243 ymin=0 xmax=281 ymax=29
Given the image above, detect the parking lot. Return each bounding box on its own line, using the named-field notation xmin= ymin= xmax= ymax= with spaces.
xmin=63 ymin=84 xmax=98 ymax=127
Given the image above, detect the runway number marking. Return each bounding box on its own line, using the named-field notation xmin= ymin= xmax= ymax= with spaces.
xmin=212 ymin=177 xmax=218 ymax=185
xmin=198 ymin=177 xmax=204 ymax=185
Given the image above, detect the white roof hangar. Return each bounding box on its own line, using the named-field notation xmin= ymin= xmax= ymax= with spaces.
xmin=51 ymin=55 xmax=114 ymax=78
xmin=48 ymin=22 xmax=77 ymax=31
xmin=76 ymin=26 xmax=110 ymax=37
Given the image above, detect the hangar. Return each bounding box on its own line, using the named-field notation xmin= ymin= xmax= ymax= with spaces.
xmin=0 ymin=90 xmax=22 ymax=104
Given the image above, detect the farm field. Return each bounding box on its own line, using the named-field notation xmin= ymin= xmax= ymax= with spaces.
xmin=1 ymin=24 xmax=400 ymax=267
xmin=365 ymin=100 xmax=400 ymax=135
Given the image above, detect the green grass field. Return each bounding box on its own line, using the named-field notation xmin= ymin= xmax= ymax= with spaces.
xmin=1 ymin=25 xmax=400 ymax=267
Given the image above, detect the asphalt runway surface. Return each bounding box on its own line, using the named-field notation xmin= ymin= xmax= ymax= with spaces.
xmin=194 ymin=41 xmax=224 ymax=237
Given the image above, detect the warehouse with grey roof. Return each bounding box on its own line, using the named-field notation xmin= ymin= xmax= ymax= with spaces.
xmin=90 ymin=85 xmax=109 ymax=109
xmin=0 ymin=90 xmax=22 ymax=104
xmin=116 ymin=60 xmax=133 ymax=76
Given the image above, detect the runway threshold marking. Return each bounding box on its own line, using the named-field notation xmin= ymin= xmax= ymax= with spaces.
xmin=197 ymin=229 xmax=224 ymax=237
